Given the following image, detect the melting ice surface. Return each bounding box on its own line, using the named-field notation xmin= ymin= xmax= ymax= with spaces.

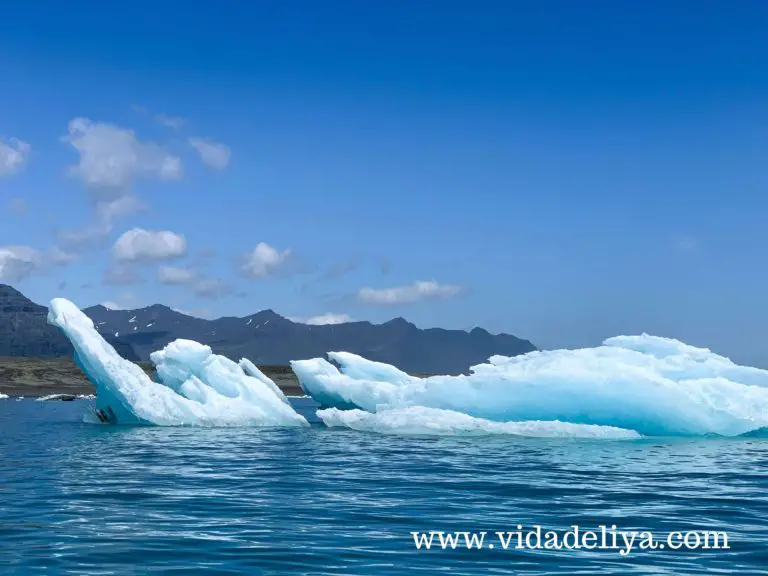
xmin=47 ymin=298 xmax=308 ymax=427
xmin=292 ymin=337 xmax=768 ymax=437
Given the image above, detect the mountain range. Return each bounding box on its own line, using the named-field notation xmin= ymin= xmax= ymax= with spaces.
xmin=0 ymin=284 xmax=536 ymax=374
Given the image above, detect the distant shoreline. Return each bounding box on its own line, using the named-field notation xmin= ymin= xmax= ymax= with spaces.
xmin=0 ymin=357 xmax=305 ymax=398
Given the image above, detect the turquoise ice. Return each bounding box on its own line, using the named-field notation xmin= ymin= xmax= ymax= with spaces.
xmin=293 ymin=336 xmax=768 ymax=437
xmin=47 ymin=298 xmax=308 ymax=427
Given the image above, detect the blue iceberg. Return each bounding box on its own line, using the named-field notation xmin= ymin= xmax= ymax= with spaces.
xmin=292 ymin=335 xmax=768 ymax=437
xmin=47 ymin=298 xmax=308 ymax=427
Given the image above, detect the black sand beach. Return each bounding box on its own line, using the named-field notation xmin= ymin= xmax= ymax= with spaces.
xmin=0 ymin=357 xmax=305 ymax=398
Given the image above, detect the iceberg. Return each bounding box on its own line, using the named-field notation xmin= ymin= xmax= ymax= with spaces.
xmin=319 ymin=407 xmax=641 ymax=439
xmin=47 ymin=298 xmax=308 ymax=427
xmin=0 ymin=393 xmax=8 ymax=399
xmin=238 ymin=358 xmax=290 ymax=405
xmin=292 ymin=335 xmax=768 ymax=437
xmin=36 ymin=394 xmax=77 ymax=402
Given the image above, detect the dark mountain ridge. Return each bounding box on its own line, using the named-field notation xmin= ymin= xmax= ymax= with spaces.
xmin=0 ymin=284 xmax=537 ymax=374
xmin=0 ymin=285 xmax=139 ymax=361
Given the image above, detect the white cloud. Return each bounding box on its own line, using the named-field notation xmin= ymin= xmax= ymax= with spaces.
xmin=101 ymin=301 xmax=124 ymax=310
xmin=189 ymin=137 xmax=231 ymax=170
xmin=113 ymin=228 xmax=187 ymax=262
xmin=63 ymin=117 xmax=182 ymax=191
xmin=57 ymin=118 xmax=176 ymax=255
xmin=0 ymin=245 xmax=76 ymax=281
xmin=289 ymin=312 xmax=354 ymax=325
xmin=0 ymin=246 xmax=40 ymax=281
xmin=157 ymin=265 xmax=197 ymax=285
xmin=155 ymin=113 xmax=185 ymax=131
xmin=240 ymin=242 xmax=291 ymax=277
xmin=0 ymin=137 xmax=30 ymax=177
xmin=357 ymin=280 xmax=464 ymax=306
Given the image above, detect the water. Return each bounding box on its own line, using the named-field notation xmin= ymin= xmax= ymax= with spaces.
xmin=1 ymin=398 xmax=767 ymax=575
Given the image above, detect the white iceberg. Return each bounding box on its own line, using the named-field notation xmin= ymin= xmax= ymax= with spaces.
xmin=0 ymin=393 xmax=8 ymax=399
xmin=47 ymin=298 xmax=308 ymax=427
xmin=319 ymin=407 xmax=641 ymax=439
xmin=292 ymin=335 xmax=768 ymax=437
xmin=36 ymin=394 xmax=76 ymax=402
xmin=238 ymin=358 xmax=290 ymax=405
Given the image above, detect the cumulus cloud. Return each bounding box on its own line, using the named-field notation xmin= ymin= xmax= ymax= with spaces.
xmin=155 ymin=113 xmax=185 ymax=131
xmin=157 ymin=265 xmax=197 ymax=285
xmin=0 ymin=137 xmax=30 ymax=177
xmin=62 ymin=117 xmax=182 ymax=193
xmin=189 ymin=137 xmax=231 ymax=170
xmin=0 ymin=245 xmax=76 ymax=282
xmin=113 ymin=228 xmax=187 ymax=262
xmin=357 ymin=280 xmax=465 ymax=306
xmin=289 ymin=312 xmax=354 ymax=325
xmin=239 ymin=242 xmax=291 ymax=278
xmin=57 ymin=118 xmax=182 ymax=253
xmin=0 ymin=246 xmax=39 ymax=281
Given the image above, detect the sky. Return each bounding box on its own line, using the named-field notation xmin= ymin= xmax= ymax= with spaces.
xmin=1 ymin=1 xmax=768 ymax=364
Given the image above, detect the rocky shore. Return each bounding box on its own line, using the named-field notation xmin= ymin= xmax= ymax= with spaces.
xmin=0 ymin=357 xmax=305 ymax=398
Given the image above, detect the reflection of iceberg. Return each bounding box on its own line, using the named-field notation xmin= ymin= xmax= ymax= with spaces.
xmin=47 ymin=298 xmax=308 ymax=427
xmin=319 ymin=407 xmax=641 ymax=439
xmin=293 ymin=336 xmax=768 ymax=437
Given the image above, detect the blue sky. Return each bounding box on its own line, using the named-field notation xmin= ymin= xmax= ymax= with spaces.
xmin=1 ymin=1 xmax=768 ymax=363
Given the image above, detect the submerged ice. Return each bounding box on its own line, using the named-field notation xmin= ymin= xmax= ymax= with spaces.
xmin=47 ymin=298 xmax=308 ymax=427
xmin=292 ymin=336 xmax=768 ymax=437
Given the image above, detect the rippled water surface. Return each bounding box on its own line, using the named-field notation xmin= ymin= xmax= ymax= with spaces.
xmin=1 ymin=398 xmax=767 ymax=575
